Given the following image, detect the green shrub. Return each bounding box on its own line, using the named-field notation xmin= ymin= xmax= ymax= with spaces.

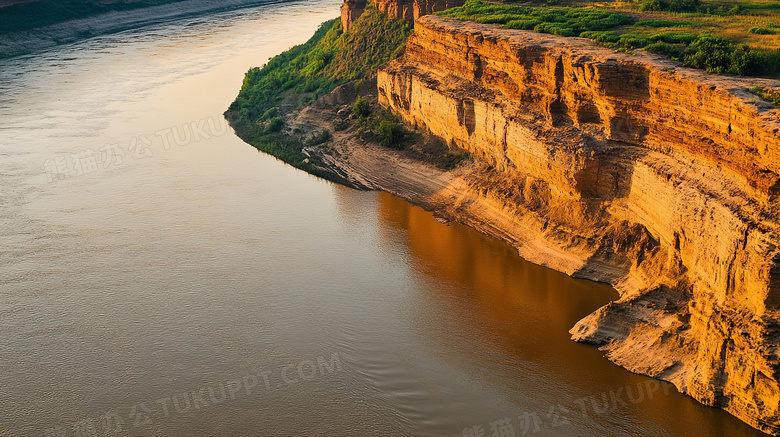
xmin=644 ymin=41 xmax=683 ymax=57
xmin=668 ymin=0 xmax=701 ymax=13
xmin=640 ymin=0 xmax=668 ymax=12
xmin=729 ymin=45 xmax=765 ymax=76
xmin=726 ymin=5 xmax=742 ymax=16
xmin=504 ymin=19 xmax=543 ymax=30
xmin=352 ymin=96 xmax=371 ymax=117
xmin=534 ymin=22 xmax=576 ymax=37
xmin=682 ymin=36 xmax=733 ymax=73
xmin=649 ymin=32 xmax=699 ymax=44
xmin=307 ymin=129 xmax=332 ymax=146
xmin=764 ymin=51 xmax=780 ymax=76
xmin=634 ymin=20 xmax=694 ymax=28
xmin=683 ymin=34 xmax=762 ymax=75
xmin=618 ymin=34 xmax=651 ymax=48
xmin=583 ymin=30 xmax=693 ymax=52
xmin=262 ymin=107 xmax=278 ymax=120
xmin=640 ymin=0 xmax=700 ymax=12
xmin=580 ymin=30 xmax=621 ymax=43
xmin=268 ymin=117 xmax=285 ymax=132
xmin=377 ymin=119 xmax=403 ymax=148
xmin=749 ymin=27 xmax=775 ymax=35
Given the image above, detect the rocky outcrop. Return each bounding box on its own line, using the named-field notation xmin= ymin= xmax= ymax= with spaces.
xmin=340 ymin=0 xmax=464 ymax=30
xmin=378 ymin=15 xmax=780 ymax=435
xmin=340 ymin=0 xmax=366 ymax=31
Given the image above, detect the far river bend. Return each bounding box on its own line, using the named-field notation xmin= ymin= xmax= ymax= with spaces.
xmin=0 ymin=1 xmax=769 ymax=435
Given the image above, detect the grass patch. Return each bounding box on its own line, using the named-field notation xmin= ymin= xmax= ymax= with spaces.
xmin=748 ymin=86 xmax=780 ymax=106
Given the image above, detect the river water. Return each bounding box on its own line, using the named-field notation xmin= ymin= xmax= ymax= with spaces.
xmin=0 ymin=1 xmax=769 ymax=436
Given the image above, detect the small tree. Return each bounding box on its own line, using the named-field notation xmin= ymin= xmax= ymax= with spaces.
xmin=268 ymin=117 xmax=285 ymax=132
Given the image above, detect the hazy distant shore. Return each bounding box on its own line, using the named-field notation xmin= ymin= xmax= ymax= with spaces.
xmin=0 ymin=0 xmax=294 ymax=58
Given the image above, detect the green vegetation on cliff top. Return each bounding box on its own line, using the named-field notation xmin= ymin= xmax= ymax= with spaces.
xmin=437 ymin=1 xmax=632 ymax=36
xmin=224 ymin=6 xmax=412 ymax=177
xmin=437 ymin=0 xmax=779 ymax=76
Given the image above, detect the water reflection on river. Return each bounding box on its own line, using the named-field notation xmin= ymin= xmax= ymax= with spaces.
xmin=0 ymin=0 xmax=769 ymax=435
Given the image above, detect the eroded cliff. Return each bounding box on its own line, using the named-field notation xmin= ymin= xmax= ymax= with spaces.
xmin=377 ymin=15 xmax=780 ymax=435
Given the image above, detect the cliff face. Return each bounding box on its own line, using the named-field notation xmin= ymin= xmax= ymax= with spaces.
xmin=378 ymin=15 xmax=780 ymax=434
xmin=341 ymin=0 xmax=464 ymax=30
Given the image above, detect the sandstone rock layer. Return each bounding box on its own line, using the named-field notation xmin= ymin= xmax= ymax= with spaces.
xmin=378 ymin=15 xmax=780 ymax=435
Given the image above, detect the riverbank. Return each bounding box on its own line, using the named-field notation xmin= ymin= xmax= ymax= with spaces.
xmin=0 ymin=0 xmax=296 ymax=58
